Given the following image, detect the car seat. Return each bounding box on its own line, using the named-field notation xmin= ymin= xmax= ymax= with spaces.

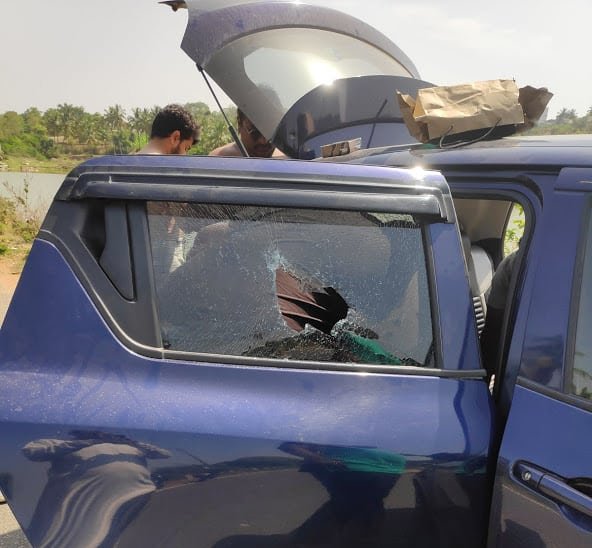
xmin=460 ymin=231 xmax=494 ymax=334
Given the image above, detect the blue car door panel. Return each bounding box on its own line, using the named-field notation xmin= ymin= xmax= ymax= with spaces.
xmin=489 ymin=170 xmax=592 ymax=547
xmin=0 ymin=157 xmax=492 ymax=547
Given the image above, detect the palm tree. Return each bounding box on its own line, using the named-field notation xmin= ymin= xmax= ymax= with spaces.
xmin=56 ymin=103 xmax=80 ymax=143
xmin=128 ymin=107 xmax=153 ymax=150
xmin=43 ymin=108 xmax=60 ymax=143
xmin=104 ymin=105 xmax=127 ymax=134
xmin=104 ymin=105 xmax=128 ymax=153
xmin=69 ymin=107 xmax=87 ymax=145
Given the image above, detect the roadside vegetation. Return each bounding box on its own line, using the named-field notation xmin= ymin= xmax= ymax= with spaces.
xmin=0 ymin=175 xmax=44 ymax=272
xmin=504 ymin=203 xmax=525 ymax=256
xmin=0 ymin=102 xmax=580 ymax=272
xmin=0 ymin=102 xmax=234 ymax=173
xmin=1 ymin=102 xmax=591 ymax=172
xmin=525 ymin=107 xmax=592 ymax=135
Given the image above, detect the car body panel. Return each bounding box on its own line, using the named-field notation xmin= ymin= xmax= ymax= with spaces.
xmin=486 ymin=177 xmax=592 ymax=547
xmin=341 ymin=137 xmax=592 ymax=546
xmin=489 ymin=385 xmax=592 ymax=547
xmin=338 ymin=135 xmax=592 ymax=170
xmin=0 ymin=238 xmax=493 ymax=547
xmin=0 ymin=156 xmax=494 ymax=546
xmin=5 ymin=139 xmax=592 ymax=546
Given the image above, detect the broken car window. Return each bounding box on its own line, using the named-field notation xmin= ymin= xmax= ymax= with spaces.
xmin=147 ymin=203 xmax=433 ymax=367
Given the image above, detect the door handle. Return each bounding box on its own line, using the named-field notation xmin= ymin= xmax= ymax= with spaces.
xmin=515 ymin=462 xmax=592 ymax=518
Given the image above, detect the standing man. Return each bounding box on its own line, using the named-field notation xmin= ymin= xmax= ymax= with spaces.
xmin=138 ymin=104 xmax=200 ymax=155
xmin=210 ymin=109 xmax=283 ymax=158
xmin=139 ymin=104 xmax=200 ymax=280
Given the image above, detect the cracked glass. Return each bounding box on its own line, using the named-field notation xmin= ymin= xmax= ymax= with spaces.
xmin=148 ymin=203 xmax=434 ymax=367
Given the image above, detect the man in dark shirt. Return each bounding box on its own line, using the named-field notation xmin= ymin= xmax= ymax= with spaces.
xmin=481 ymin=250 xmax=519 ymax=381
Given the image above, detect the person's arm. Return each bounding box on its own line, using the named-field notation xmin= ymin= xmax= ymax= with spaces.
xmin=480 ymin=252 xmax=518 ymax=381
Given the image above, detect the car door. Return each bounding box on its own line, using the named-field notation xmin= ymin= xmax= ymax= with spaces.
xmin=0 ymin=155 xmax=493 ymax=548
xmin=489 ymin=167 xmax=592 ymax=547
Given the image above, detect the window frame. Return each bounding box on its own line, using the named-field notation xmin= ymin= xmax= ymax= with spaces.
xmin=44 ymin=163 xmax=487 ymax=377
xmin=565 ymin=196 xmax=592 ymax=407
xmin=516 ymin=194 xmax=592 ymax=415
xmin=148 ymin=200 xmax=447 ymax=375
xmin=444 ymin=181 xmax=539 ymax=406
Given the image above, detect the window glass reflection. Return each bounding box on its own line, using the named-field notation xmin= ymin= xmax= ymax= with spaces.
xmin=572 ymin=213 xmax=592 ymax=399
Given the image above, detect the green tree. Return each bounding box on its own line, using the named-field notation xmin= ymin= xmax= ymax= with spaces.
xmin=108 ymin=131 xmax=134 ymax=155
xmin=104 ymin=105 xmax=127 ymax=134
xmin=504 ymin=203 xmax=525 ymax=256
xmin=43 ymin=108 xmax=61 ymax=142
xmin=56 ymin=103 xmax=83 ymax=143
xmin=526 ymin=105 xmax=592 ymax=136
xmin=192 ymin=110 xmax=232 ymax=155
xmin=184 ymin=102 xmax=211 ymax=121
xmin=91 ymin=113 xmax=110 ymax=147
xmin=555 ymin=108 xmax=577 ymax=125
xmin=22 ymin=108 xmax=46 ymax=136
xmin=104 ymin=105 xmax=130 ymax=153
xmin=128 ymin=107 xmax=154 ymax=151
xmin=0 ymin=111 xmax=24 ymax=139
xmin=69 ymin=106 xmax=88 ymax=144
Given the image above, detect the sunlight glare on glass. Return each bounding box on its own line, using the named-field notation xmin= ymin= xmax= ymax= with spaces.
xmin=409 ymin=166 xmax=427 ymax=181
xmin=307 ymin=59 xmax=341 ymax=87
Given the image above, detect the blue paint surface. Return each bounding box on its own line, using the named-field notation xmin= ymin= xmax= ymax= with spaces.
xmin=0 ymin=240 xmax=493 ymax=547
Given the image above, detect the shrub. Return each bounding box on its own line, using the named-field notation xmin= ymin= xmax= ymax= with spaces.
xmin=0 ymin=177 xmax=44 ymax=253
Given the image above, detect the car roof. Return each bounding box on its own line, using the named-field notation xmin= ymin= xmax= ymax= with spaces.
xmin=337 ymin=134 xmax=592 ymax=170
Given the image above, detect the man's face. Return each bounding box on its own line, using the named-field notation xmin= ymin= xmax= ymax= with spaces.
xmin=168 ymin=130 xmax=194 ymax=155
xmin=239 ymin=118 xmax=275 ymax=158
xmin=171 ymin=137 xmax=194 ymax=155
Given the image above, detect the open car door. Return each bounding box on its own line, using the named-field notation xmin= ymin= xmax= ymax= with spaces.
xmin=488 ymin=168 xmax=592 ymax=547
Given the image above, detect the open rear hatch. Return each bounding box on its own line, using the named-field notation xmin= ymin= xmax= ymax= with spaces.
xmin=171 ymin=0 xmax=433 ymax=157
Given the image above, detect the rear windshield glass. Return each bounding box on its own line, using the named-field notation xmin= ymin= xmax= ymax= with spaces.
xmin=148 ymin=203 xmax=434 ymax=367
xmin=206 ymin=28 xmax=411 ymax=138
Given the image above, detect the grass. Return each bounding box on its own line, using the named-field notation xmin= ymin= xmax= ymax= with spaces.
xmin=2 ymin=155 xmax=87 ymax=174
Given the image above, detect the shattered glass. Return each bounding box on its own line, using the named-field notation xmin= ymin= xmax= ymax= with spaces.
xmin=148 ymin=203 xmax=433 ymax=367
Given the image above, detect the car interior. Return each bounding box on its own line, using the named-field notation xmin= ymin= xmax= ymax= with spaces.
xmin=453 ymin=196 xmax=526 ymax=389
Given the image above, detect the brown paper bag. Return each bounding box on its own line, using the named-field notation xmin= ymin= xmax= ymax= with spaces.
xmin=518 ymin=86 xmax=554 ymax=130
xmin=397 ymin=93 xmax=429 ymax=143
xmin=397 ymin=79 xmax=526 ymax=143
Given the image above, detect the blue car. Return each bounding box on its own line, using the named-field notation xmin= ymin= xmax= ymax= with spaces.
xmin=1 ymin=2 xmax=591 ymax=547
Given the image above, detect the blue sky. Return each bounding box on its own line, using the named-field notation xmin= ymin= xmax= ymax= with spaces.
xmin=1 ymin=0 xmax=589 ymax=117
